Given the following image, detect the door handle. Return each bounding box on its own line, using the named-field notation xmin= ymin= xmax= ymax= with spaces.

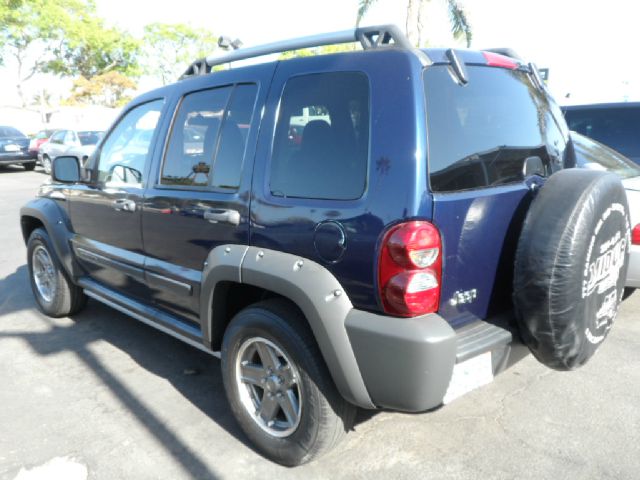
xmin=203 ymin=209 xmax=240 ymax=226
xmin=112 ymin=199 xmax=136 ymax=212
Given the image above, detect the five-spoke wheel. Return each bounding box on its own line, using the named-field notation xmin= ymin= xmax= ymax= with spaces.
xmin=222 ymin=299 xmax=356 ymax=466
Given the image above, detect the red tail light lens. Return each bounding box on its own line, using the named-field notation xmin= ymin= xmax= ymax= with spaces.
xmin=378 ymin=221 xmax=442 ymax=317
xmin=482 ymin=51 xmax=519 ymax=70
xmin=633 ymin=224 xmax=640 ymax=245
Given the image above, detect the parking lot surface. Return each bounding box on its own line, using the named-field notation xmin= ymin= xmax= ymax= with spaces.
xmin=1 ymin=167 xmax=639 ymax=480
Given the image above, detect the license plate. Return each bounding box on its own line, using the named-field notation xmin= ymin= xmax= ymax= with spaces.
xmin=3 ymin=144 xmax=21 ymax=152
xmin=443 ymin=351 xmax=494 ymax=404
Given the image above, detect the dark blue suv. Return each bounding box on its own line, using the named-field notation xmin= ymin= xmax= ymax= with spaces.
xmin=20 ymin=26 xmax=631 ymax=465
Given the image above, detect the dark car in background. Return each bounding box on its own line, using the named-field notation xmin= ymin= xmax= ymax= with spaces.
xmin=563 ymin=102 xmax=640 ymax=164
xmin=28 ymin=129 xmax=56 ymax=156
xmin=38 ymin=129 xmax=103 ymax=174
xmin=0 ymin=126 xmax=37 ymax=170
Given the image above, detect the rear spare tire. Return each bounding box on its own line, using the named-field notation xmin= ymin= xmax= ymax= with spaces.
xmin=514 ymin=169 xmax=630 ymax=370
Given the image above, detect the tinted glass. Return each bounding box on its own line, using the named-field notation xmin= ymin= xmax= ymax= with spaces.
xmin=78 ymin=131 xmax=102 ymax=146
xmin=36 ymin=130 xmax=53 ymax=139
xmin=564 ymin=107 xmax=640 ymax=160
xmin=425 ymin=66 xmax=569 ymax=192
xmin=0 ymin=126 xmax=24 ymax=137
xmin=572 ymin=132 xmax=640 ymax=179
xmin=161 ymin=87 xmax=232 ymax=187
xmin=270 ymin=72 xmax=369 ymax=200
xmin=97 ymin=100 xmax=163 ymax=187
xmin=64 ymin=131 xmax=76 ymax=144
xmin=50 ymin=131 xmax=65 ymax=144
xmin=211 ymin=84 xmax=257 ymax=190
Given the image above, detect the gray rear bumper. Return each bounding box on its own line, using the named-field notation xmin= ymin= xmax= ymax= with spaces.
xmin=626 ymin=245 xmax=640 ymax=288
xmin=345 ymin=310 xmax=521 ymax=412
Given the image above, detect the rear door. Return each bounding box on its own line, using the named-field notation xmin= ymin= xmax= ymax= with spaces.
xmin=425 ymin=62 xmax=572 ymax=325
xmin=142 ymin=72 xmax=267 ymax=323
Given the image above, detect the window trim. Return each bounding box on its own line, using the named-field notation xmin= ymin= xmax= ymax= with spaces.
xmin=92 ymin=98 xmax=165 ymax=189
xmin=264 ymin=70 xmax=372 ymax=204
xmin=156 ymin=83 xmax=258 ymax=193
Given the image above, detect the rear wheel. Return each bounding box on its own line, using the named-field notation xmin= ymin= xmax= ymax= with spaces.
xmin=42 ymin=155 xmax=52 ymax=174
xmin=23 ymin=161 xmax=36 ymax=171
xmin=221 ymin=299 xmax=356 ymax=466
xmin=27 ymin=228 xmax=87 ymax=317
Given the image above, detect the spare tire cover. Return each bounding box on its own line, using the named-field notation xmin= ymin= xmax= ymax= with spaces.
xmin=513 ymin=169 xmax=631 ymax=370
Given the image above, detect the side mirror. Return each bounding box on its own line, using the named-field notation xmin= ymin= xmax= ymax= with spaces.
xmin=52 ymin=156 xmax=81 ymax=183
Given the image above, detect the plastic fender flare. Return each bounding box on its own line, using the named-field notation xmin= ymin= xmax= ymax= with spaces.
xmin=199 ymin=244 xmax=374 ymax=409
xmin=240 ymin=247 xmax=374 ymax=409
xmin=20 ymin=198 xmax=83 ymax=278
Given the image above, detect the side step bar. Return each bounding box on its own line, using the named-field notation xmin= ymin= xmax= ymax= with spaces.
xmin=79 ymin=278 xmax=220 ymax=358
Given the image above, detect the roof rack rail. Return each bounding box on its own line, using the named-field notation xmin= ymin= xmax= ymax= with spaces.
xmin=180 ymin=24 xmax=414 ymax=80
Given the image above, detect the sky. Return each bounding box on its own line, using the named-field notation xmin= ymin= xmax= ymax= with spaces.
xmin=2 ymin=0 xmax=640 ymax=107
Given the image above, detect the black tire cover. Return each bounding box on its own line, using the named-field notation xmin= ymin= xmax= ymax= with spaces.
xmin=513 ymin=169 xmax=631 ymax=370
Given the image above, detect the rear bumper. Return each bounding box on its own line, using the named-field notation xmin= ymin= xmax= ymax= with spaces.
xmin=345 ymin=311 xmax=522 ymax=412
xmin=0 ymin=152 xmax=36 ymax=164
xmin=626 ymin=245 xmax=640 ymax=288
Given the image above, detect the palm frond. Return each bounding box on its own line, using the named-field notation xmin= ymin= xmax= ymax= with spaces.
xmin=356 ymin=0 xmax=378 ymax=27
xmin=447 ymin=0 xmax=472 ymax=47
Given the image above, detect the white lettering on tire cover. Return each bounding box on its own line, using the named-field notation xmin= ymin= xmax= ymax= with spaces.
xmin=581 ymin=202 xmax=630 ymax=344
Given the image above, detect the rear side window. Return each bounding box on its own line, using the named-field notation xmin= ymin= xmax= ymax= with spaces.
xmin=270 ymin=72 xmax=369 ymax=200
xmin=161 ymin=84 xmax=257 ymax=190
xmin=564 ymin=107 xmax=640 ymax=160
xmin=425 ymin=66 xmax=569 ymax=192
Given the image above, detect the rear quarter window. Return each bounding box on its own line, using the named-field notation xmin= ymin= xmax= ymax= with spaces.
xmin=269 ymin=72 xmax=369 ymax=200
xmin=425 ymin=65 xmax=568 ymax=193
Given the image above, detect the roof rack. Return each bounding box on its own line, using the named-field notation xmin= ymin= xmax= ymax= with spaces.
xmin=180 ymin=24 xmax=415 ymax=80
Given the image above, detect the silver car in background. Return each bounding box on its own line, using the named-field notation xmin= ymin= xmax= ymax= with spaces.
xmin=38 ymin=129 xmax=103 ymax=174
xmin=571 ymin=131 xmax=640 ymax=294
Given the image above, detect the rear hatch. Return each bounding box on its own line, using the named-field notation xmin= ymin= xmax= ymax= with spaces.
xmin=0 ymin=136 xmax=29 ymax=155
xmin=424 ymin=52 xmax=573 ymax=327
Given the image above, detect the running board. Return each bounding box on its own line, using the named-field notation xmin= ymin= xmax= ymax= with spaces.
xmin=79 ymin=278 xmax=220 ymax=359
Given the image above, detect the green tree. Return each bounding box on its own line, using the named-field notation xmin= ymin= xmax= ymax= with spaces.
xmin=64 ymin=71 xmax=136 ymax=108
xmin=0 ymin=0 xmax=139 ymax=106
xmin=142 ymin=23 xmax=219 ymax=85
xmin=356 ymin=0 xmax=472 ymax=48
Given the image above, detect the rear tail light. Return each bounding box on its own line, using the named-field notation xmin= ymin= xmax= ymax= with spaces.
xmin=633 ymin=224 xmax=640 ymax=245
xmin=378 ymin=221 xmax=442 ymax=317
xmin=482 ymin=51 xmax=519 ymax=70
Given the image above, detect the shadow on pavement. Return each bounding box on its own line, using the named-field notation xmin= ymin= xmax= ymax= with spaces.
xmin=0 ymin=265 xmax=36 ymax=315
xmin=0 ymin=263 xmax=381 ymax=477
xmin=0 ymin=275 xmax=243 ymax=478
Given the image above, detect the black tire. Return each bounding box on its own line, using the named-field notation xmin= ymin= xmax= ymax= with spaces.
xmin=27 ymin=228 xmax=87 ymax=317
xmin=42 ymin=155 xmax=52 ymax=175
xmin=514 ymin=169 xmax=631 ymax=370
xmin=623 ymin=288 xmax=635 ymax=301
xmin=221 ymin=299 xmax=356 ymax=466
xmin=23 ymin=162 xmax=36 ymax=171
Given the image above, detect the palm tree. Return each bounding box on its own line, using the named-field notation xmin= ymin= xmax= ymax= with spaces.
xmin=356 ymin=0 xmax=472 ymax=48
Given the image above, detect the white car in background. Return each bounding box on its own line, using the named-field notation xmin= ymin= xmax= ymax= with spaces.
xmin=571 ymin=131 xmax=640 ymax=296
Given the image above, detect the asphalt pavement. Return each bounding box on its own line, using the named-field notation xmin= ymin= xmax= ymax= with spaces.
xmin=1 ymin=166 xmax=639 ymax=480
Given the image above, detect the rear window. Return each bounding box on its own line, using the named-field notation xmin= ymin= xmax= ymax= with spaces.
xmin=425 ymin=65 xmax=569 ymax=192
xmin=78 ymin=131 xmax=102 ymax=146
xmin=0 ymin=126 xmax=24 ymax=138
xmin=564 ymin=106 xmax=640 ymax=160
